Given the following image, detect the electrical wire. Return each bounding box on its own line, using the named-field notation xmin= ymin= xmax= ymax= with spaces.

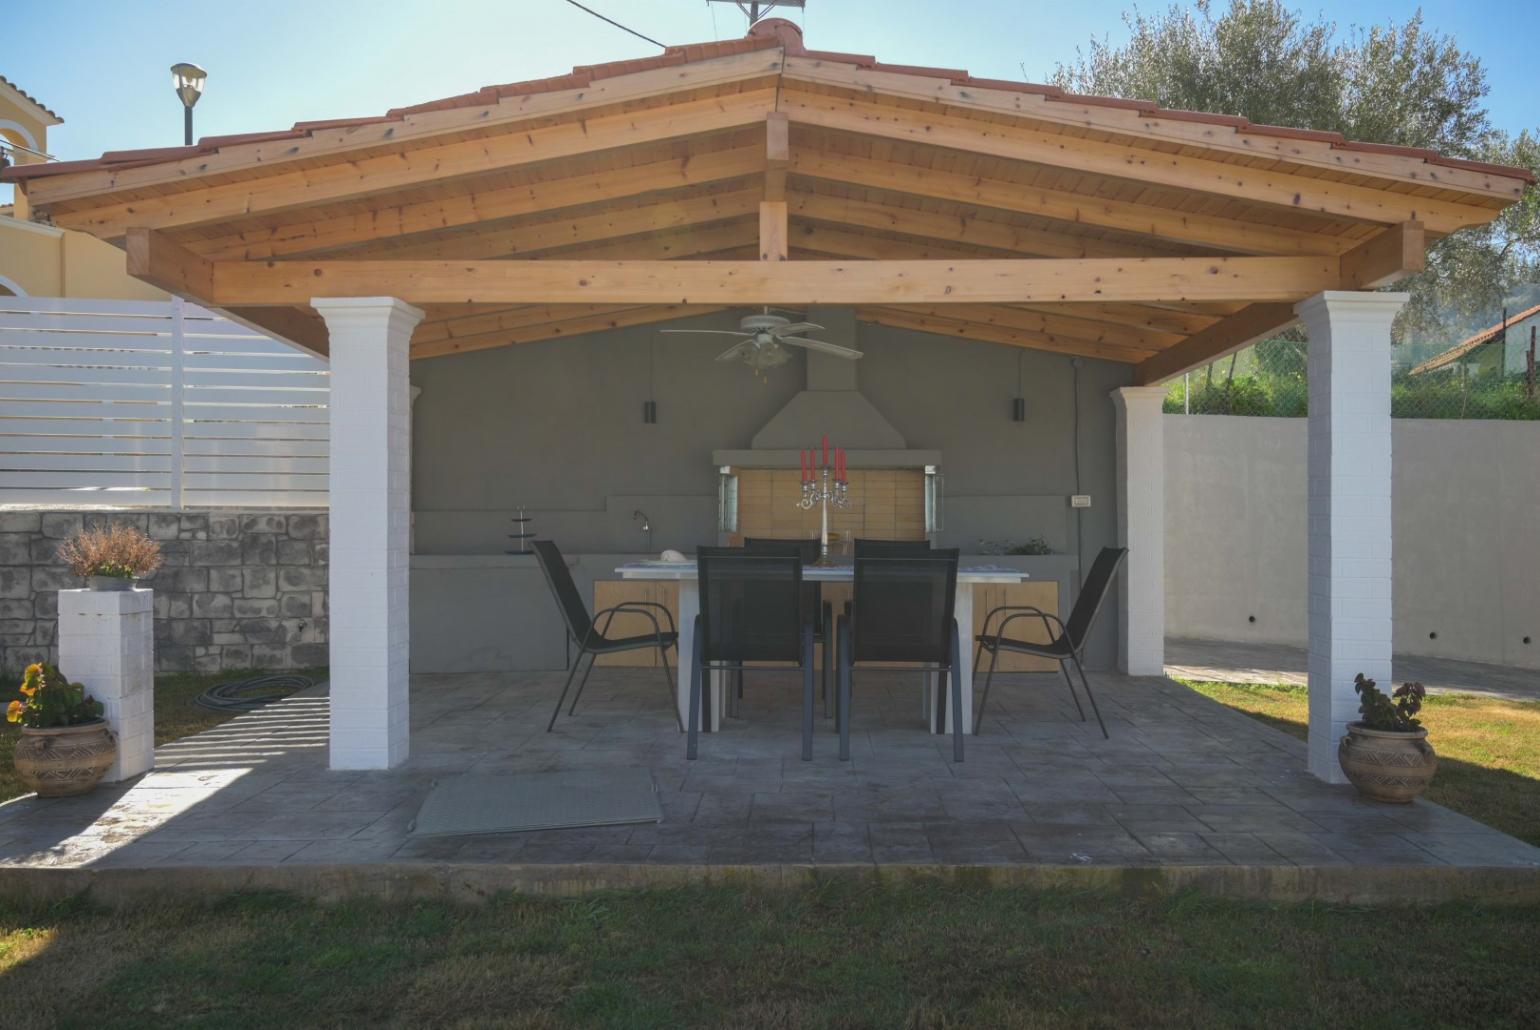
xmin=560 ymin=0 xmax=666 ymax=48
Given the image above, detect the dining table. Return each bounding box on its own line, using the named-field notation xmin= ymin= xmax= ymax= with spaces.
xmin=616 ymin=559 xmax=1029 ymax=736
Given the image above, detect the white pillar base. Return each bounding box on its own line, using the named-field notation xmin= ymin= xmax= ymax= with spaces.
xmin=316 ymin=296 xmax=424 ymax=771
xmin=1112 ymin=385 xmax=1167 ymax=676
xmin=1298 ymin=290 xmax=1407 ymax=783
xmin=57 ymin=588 xmax=155 ymax=782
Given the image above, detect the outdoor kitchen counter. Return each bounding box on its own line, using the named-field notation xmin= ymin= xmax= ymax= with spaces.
xmin=409 ymin=552 xmax=1081 ymax=675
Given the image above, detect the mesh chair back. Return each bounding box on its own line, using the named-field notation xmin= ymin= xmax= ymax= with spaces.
xmin=743 ymin=537 xmax=820 ymax=629
xmin=850 ymin=550 xmax=959 ymax=664
xmin=698 ymin=547 xmax=804 ymax=663
xmin=1064 ymin=547 xmax=1127 ymax=650
xmin=853 ymin=538 xmax=931 ymax=558
xmin=532 ymin=540 xmax=593 ymax=643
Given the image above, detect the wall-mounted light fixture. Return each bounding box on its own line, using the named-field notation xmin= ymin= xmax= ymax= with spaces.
xmin=1011 ymin=350 xmax=1026 ymax=422
xmin=643 ymin=339 xmax=658 ymax=423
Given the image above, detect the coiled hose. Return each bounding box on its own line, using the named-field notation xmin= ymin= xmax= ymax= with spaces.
xmin=195 ymin=673 xmax=315 ymax=712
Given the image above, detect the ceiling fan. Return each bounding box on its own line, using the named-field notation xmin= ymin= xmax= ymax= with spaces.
xmin=660 ymin=310 xmax=863 ymax=371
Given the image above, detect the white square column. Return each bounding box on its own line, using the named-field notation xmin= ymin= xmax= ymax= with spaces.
xmin=1112 ymin=386 xmax=1167 ymax=675
xmin=57 ymin=588 xmax=155 ymax=781
xmin=1297 ymin=290 xmax=1407 ymax=782
xmin=314 ymin=297 xmax=424 ymax=770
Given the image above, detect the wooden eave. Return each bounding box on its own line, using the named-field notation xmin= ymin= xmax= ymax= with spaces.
xmin=9 ymin=19 xmax=1529 ymax=380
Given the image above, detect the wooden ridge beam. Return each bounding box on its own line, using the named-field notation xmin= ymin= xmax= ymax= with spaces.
xmin=207 ymin=255 xmax=1344 ymax=307
xmin=1132 ymin=303 xmax=1299 ymax=385
xmin=189 ymin=144 xmax=766 ymax=260
xmin=759 ymin=200 xmax=788 ymax=261
xmin=764 ymin=112 xmax=789 ymax=202
xmin=857 ymin=307 xmax=1156 ymax=363
xmin=52 ymin=89 xmax=778 ymax=240
xmin=780 ymin=90 xmax=1490 ymax=235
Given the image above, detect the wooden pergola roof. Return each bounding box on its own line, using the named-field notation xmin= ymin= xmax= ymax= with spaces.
xmin=6 ymin=19 xmax=1531 ymax=382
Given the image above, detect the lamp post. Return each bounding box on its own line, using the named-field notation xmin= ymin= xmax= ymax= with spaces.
xmin=170 ymin=62 xmax=207 ymax=146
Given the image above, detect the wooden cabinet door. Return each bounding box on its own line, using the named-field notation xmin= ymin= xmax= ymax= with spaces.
xmin=972 ymin=581 xmax=1060 ymax=673
xmin=591 ymin=581 xmax=678 ymax=667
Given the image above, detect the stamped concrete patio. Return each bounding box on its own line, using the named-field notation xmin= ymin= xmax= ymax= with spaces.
xmin=0 ymin=668 xmax=1536 ymax=877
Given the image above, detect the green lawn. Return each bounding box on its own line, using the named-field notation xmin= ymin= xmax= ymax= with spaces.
xmin=1182 ymin=680 xmax=1540 ymax=847
xmin=0 ymin=667 xmax=326 ymax=805
xmin=0 ymin=885 xmax=1536 ymax=1028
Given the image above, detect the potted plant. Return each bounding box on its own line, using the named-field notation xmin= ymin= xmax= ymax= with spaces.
xmin=1337 ymin=673 xmax=1437 ymax=803
xmin=57 ymin=523 xmax=162 ymax=591
xmin=6 ymin=663 xmax=116 ymax=797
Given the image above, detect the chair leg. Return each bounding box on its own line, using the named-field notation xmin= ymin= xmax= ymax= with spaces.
xmin=659 ymin=643 xmax=683 ymax=733
xmin=934 ymin=664 xmax=948 ymax=736
xmin=1057 ymin=659 xmax=1088 ymax=723
xmin=546 ymin=649 xmax=587 ymax=732
xmin=973 ymin=643 xmax=1001 ymax=735
xmin=687 ymin=630 xmax=703 ymax=759
xmin=837 ymin=618 xmax=853 ymax=762
xmin=1069 ymin=652 xmax=1109 ymax=739
xmin=566 ymin=650 xmax=598 ymax=716
xmin=801 ymin=626 xmax=815 ymax=761
xmin=950 ymin=622 xmax=965 ymax=763
xmin=821 ymin=604 xmax=833 ymax=719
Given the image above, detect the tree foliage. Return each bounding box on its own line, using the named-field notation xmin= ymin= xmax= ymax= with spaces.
xmin=1050 ymin=1 xmax=1540 ymax=337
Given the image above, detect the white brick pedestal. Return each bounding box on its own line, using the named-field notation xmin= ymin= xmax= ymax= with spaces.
xmin=1112 ymin=385 xmax=1166 ymax=676
xmin=57 ymin=588 xmax=155 ymax=781
xmin=1297 ymin=290 xmax=1408 ymax=782
xmin=315 ymin=297 xmax=424 ymax=770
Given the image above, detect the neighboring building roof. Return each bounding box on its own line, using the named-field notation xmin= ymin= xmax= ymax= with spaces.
xmin=1411 ymin=302 xmax=1540 ymax=374
xmin=2 ymin=19 xmax=1530 ymax=184
xmin=0 ymin=74 xmax=63 ymax=126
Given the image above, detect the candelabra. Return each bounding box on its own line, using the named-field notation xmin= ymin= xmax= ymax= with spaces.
xmin=798 ymin=464 xmax=851 ymax=563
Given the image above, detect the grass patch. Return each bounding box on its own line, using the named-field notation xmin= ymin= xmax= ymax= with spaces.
xmin=1182 ymin=680 xmax=1540 ymax=846
xmin=0 ymin=885 xmax=1535 ymax=1028
xmin=0 ymin=667 xmax=325 ymax=805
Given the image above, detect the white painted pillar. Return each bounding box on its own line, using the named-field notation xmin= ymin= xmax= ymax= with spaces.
xmin=1112 ymin=386 xmax=1166 ymax=675
xmin=314 ymin=297 xmax=424 ymax=770
xmin=1297 ymin=290 xmax=1407 ymax=782
xmin=57 ymin=588 xmax=155 ymax=781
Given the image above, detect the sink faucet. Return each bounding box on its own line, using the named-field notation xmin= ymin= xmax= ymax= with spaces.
xmin=632 ymin=509 xmax=652 ymax=553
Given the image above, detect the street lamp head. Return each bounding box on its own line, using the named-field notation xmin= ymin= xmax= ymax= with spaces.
xmin=170 ymin=62 xmax=207 ymax=109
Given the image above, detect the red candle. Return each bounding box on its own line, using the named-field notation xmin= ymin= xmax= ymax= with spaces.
xmin=822 ymin=434 xmax=829 ymax=468
xmin=839 ymin=447 xmax=848 ymax=482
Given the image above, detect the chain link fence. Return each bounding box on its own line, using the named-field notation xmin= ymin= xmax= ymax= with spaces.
xmin=1163 ymin=322 xmax=1540 ymax=420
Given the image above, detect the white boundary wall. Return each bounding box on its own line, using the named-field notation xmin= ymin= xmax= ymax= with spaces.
xmin=0 ymin=297 xmax=328 ymax=509
xmin=1165 ymin=414 xmax=1540 ymax=670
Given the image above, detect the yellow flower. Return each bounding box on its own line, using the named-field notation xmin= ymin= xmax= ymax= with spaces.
xmin=18 ymin=683 xmax=34 ymax=697
xmin=5 ymin=700 xmax=22 ymax=724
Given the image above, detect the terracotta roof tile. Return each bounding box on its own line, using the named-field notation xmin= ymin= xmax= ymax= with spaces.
xmin=2 ymin=15 xmax=1531 ymax=192
xmin=1411 ymin=301 xmax=1540 ymax=374
xmin=0 ymin=74 xmax=62 ymax=122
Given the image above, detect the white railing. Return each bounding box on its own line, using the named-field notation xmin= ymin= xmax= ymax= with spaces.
xmin=0 ymin=297 xmax=329 ymax=509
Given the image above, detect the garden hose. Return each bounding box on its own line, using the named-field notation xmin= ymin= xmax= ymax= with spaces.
xmin=194 ymin=674 xmax=314 ymax=713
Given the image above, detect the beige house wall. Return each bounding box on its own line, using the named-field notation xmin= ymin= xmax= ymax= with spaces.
xmin=0 ymin=218 xmax=166 ymax=300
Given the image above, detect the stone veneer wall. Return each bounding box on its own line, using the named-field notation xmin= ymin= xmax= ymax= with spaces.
xmin=0 ymin=510 xmax=328 ymax=675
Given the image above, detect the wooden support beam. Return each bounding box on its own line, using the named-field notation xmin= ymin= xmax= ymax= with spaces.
xmin=788 ymin=149 xmax=1350 ymax=257
xmin=125 ymin=227 xmax=214 ymax=300
xmin=885 ymin=303 xmax=1184 ymax=351
xmin=209 ymin=255 xmax=1342 ymax=307
xmin=764 ymin=112 xmax=789 ymax=202
xmin=222 ymin=306 xmax=331 ymax=358
xmin=759 ymin=201 xmax=788 ymax=261
xmin=781 ymin=90 xmax=1490 ymax=234
xmin=412 ymin=304 xmax=726 ymax=359
xmin=1339 ymin=221 xmax=1425 ymax=289
xmin=54 ymin=89 xmax=778 ymax=239
xmin=1132 ymin=303 xmax=1299 ymax=385
xmin=857 ymin=307 xmax=1156 ymax=363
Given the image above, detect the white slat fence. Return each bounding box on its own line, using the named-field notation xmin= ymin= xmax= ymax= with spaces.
xmin=0 ymin=297 xmax=329 ymax=508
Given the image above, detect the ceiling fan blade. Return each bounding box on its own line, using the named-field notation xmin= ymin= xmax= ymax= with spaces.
xmin=714 ymin=341 xmax=753 ymax=363
xmin=780 ymin=336 xmax=864 ymax=360
xmin=771 ymin=322 xmax=824 ymax=337
xmin=659 ymin=329 xmax=754 ymax=336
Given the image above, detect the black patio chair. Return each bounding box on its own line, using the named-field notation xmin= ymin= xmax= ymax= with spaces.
xmin=690 ymin=547 xmax=814 ymax=761
xmin=852 ymin=538 xmax=932 ymax=557
xmin=742 ymin=537 xmax=831 ymax=716
xmin=532 ymin=540 xmax=682 ymax=733
xmin=836 ymin=549 xmax=964 ymax=763
xmin=972 ymin=546 xmax=1126 ymax=739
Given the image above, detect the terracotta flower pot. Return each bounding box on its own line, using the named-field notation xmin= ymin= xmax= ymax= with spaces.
xmin=1338 ymin=722 xmax=1437 ymax=803
xmin=12 ymin=720 xmax=117 ymax=797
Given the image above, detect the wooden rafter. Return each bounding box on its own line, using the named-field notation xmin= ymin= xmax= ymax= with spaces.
xmin=412 ymin=304 xmax=726 ymax=359
xmin=858 ymin=307 xmax=1157 ymax=363
xmin=1132 ymin=303 xmax=1298 ymax=384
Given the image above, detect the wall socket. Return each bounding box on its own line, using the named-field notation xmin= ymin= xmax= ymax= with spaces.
xmin=1070 ymin=495 xmax=1092 ymax=508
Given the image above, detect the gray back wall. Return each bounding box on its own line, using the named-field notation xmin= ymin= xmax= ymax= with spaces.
xmin=410 ymin=310 xmax=1131 ymax=666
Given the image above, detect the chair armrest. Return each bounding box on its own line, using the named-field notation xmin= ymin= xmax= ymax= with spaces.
xmin=978 ymin=603 xmax=1057 ymax=638
xmin=610 ymin=599 xmax=677 ymax=636
xmin=592 ymin=602 xmax=666 ymax=642
xmin=994 ymin=607 xmax=1068 ymax=645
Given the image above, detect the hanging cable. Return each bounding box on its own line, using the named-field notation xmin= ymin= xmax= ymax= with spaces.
xmin=560 ymin=0 xmax=666 ymax=48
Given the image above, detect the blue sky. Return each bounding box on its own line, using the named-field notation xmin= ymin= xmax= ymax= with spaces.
xmin=7 ymin=0 xmax=1536 ymax=164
